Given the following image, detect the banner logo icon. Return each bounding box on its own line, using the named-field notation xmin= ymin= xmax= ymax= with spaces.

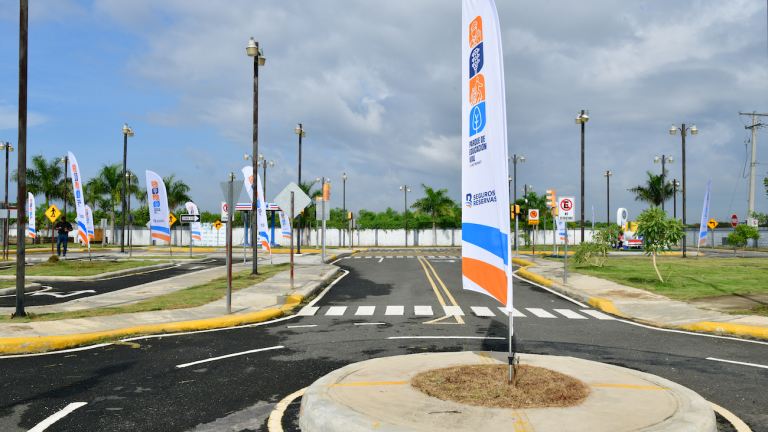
xmin=469 ymin=16 xmax=483 ymax=48
xmin=469 ymin=43 xmax=484 ymax=79
xmin=470 ymin=102 xmax=486 ymax=136
xmin=465 ymin=193 xmax=472 ymax=208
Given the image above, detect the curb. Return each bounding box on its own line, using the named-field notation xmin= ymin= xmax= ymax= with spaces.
xmin=0 ymin=262 xmax=176 ymax=282
xmin=512 ymin=257 xmax=768 ymax=340
xmin=0 ymin=283 xmax=42 ymax=296
xmin=281 ymin=266 xmax=342 ymax=311
xmin=0 ymin=309 xmax=284 ymax=355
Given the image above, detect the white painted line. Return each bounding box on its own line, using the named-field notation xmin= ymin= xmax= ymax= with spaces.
xmin=176 ymin=346 xmax=284 ymax=368
xmin=330 ymin=258 xmax=342 ymax=264
xmin=306 ymin=270 xmax=349 ymax=308
xmin=396 ymin=256 xmax=403 ymax=258
xmin=386 ymin=306 xmax=404 ymax=315
xmin=526 ymin=308 xmax=557 ymax=318
xmin=355 ymin=322 xmax=387 ymax=326
xmin=706 ymin=357 xmax=768 ymax=370
xmin=708 ymin=401 xmax=753 ymax=432
xmin=188 ymin=266 xmax=204 ymax=270
xmin=443 ymin=306 xmax=465 ymax=316
xmin=378 ymin=257 xmax=384 ymax=263
xmin=386 ymin=256 xmax=393 ymax=258
xmin=29 ymin=402 xmax=88 ymax=432
xmin=414 ymin=305 xmax=434 ymax=316
xmin=325 ymin=306 xmax=347 ymax=316
xmin=296 ymin=307 xmax=319 ymax=316
xmin=388 ymin=336 xmax=505 ymax=340
xmin=286 ymin=325 xmax=317 ymax=328
xmin=343 ymin=257 xmax=351 ymax=259
xmin=580 ymin=310 xmax=615 ymax=320
xmin=355 ymin=306 xmax=376 ymax=315
xmin=365 ymin=256 xmax=372 ymax=259
xmin=511 ymin=271 xmax=589 ymax=308
xmin=0 ymin=343 xmax=113 ymax=359
xmin=470 ymin=306 xmax=496 ymax=317
xmin=496 ymin=307 xmax=526 ymax=317
xmin=353 ymin=257 xmax=362 ymax=259
xmin=555 ymin=309 xmax=588 ymax=319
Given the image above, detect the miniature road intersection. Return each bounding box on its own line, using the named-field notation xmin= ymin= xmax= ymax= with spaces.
xmin=1 ymin=251 xmax=766 ymax=431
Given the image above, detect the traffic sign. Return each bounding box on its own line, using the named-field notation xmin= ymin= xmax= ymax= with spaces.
xmin=180 ymin=214 xmax=201 ymax=223
xmin=750 ymin=218 xmax=759 ymax=227
xmin=214 ymin=220 xmax=223 ymax=230
xmin=707 ymin=219 xmax=718 ymax=230
xmin=316 ymin=199 xmax=330 ymax=221
xmin=274 ymin=182 xmax=312 ymax=216
xmin=528 ymin=209 xmax=539 ymax=225
xmin=731 ymin=215 xmax=738 ymax=227
xmin=558 ymin=197 xmax=575 ymax=222
xmin=169 ymin=213 xmax=177 ymax=226
xmin=221 ymin=201 xmax=229 ymax=222
xmin=45 ymin=204 xmax=61 ymax=223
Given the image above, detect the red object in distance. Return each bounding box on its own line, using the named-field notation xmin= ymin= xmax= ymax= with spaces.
xmin=731 ymin=215 xmax=738 ymax=227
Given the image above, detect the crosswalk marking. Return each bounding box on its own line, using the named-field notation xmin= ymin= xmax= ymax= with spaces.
xmin=365 ymin=256 xmax=372 ymax=259
xmin=497 ymin=307 xmax=527 ymax=317
xmin=386 ymin=306 xmax=404 ymax=315
xmin=443 ymin=306 xmax=464 ymax=316
xmin=355 ymin=306 xmax=376 ymax=315
xmin=297 ymin=306 xmax=319 ymax=316
xmin=554 ymin=309 xmax=587 ymax=319
xmin=414 ymin=306 xmax=433 ymax=316
xmin=326 ymin=306 xmax=347 ymax=316
xmin=470 ymin=306 xmax=495 ymax=317
xmin=526 ymin=308 xmax=557 ymax=318
xmin=580 ymin=310 xmax=615 ymax=320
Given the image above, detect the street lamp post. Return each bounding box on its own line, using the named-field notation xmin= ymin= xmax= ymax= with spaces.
xmin=247 ymin=36 xmax=266 ymax=274
xmin=400 ymin=185 xmax=411 ymax=247
xmin=670 ymin=123 xmax=697 ymax=258
xmin=575 ymin=110 xmax=589 ymax=243
xmin=670 ymin=179 xmax=680 ymax=219
xmin=120 ymin=123 xmax=133 ymax=253
xmin=342 ymin=173 xmax=347 ymax=247
xmin=1 ymin=142 xmax=14 ymax=260
xmin=294 ymin=124 xmax=306 ymax=253
xmin=604 ymin=171 xmax=612 ymax=225
xmin=509 ymin=154 xmax=524 ymax=251
xmin=653 ymin=154 xmax=673 ymax=211
xmin=126 ymin=172 xmax=135 ymax=257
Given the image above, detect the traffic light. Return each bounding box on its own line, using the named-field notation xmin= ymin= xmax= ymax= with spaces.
xmin=515 ymin=205 xmax=520 ymax=214
xmin=348 ymin=212 xmax=353 ymax=220
xmin=546 ymin=189 xmax=556 ymax=208
xmin=323 ymin=184 xmax=330 ymax=200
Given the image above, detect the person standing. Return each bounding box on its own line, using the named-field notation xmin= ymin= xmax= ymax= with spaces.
xmin=55 ymin=216 xmax=73 ymax=257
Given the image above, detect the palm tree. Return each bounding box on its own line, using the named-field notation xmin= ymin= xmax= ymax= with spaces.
xmin=87 ymin=163 xmax=142 ymax=243
xmin=628 ymin=170 xmax=676 ymax=206
xmin=12 ymin=154 xmax=63 ymax=210
xmin=163 ymin=174 xmax=192 ymax=211
xmin=410 ymin=184 xmax=455 ymax=246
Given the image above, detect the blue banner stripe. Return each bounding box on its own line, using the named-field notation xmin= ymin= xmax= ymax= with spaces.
xmin=151 ymin=226 xmax=170 ymax=234
xmin=192 ymin=231 xmax=201 ymax=236
xmin=462 ymin=223 xmax=508 ymax=265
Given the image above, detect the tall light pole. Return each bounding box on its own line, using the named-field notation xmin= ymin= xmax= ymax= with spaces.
xmin=604 ymin=171 xmax=612 ymax=225
xmin=247 ymin=36 xmax=265 ymax=274
xmin=1 ymin=142 xmax=14 ymax=261
xmin=509 ymin=154 xmax=524 ymax=250
xmin=670 ymin=123 xmax=697 ymax=258
xmin=575 ymin=110 xmax=589 ymax=243
xmin=653 ymin=154 xmax=673 ymax=211
xmin=342 ymin=173 xmax=347 ymax=247
xmin=295 ymin=123 xmax=306 ymax=253
xmin=400 ymin=185 xmax=411 ymax=247
xmin=15 ymin=0 xmax=29 ymax=318
xmin=126 ymin=172 xmax=135 ymax=257
xmin=670 ymin=179 xmax=680 ymax=219
xmin=120 ymin=123 xmax=133 ymax=253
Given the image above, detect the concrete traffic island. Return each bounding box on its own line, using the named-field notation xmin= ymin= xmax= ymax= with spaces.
xmin=299 ymin=351 xmax=716 ymax=432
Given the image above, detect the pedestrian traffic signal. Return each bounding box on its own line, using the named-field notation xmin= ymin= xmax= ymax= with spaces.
xmin=348 ymin=212 xmax=352 ymax=220
xmin=515 ymin=205 xmax=520 ymax=214
xmin=546 ymin=189 xmax=556 ymax=208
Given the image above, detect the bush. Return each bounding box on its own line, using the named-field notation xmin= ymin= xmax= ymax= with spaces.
xmin=572 ymin=241 xmax=607 ymax=267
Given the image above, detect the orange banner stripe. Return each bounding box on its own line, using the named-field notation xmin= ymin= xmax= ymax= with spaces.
xmin=462 ymin=257 xmax=507 ymax=306
xmin=152 ymin=233 xmax=171 ymax=242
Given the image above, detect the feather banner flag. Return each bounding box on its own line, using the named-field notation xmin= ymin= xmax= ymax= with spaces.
xmin=185 ymin=202 xmax=203 ymax=243
xmin=85 ymin=205 xmax=95 ymax=241
xmin=698 ymin=179 xmax=712 ymax=248
xmin=27 ymin=193 xmax=35 ymax=239
xmin=68 ymin=152 xmax=89 ymax=249
xmin=145 ymin=170 xmax=171 ymax=244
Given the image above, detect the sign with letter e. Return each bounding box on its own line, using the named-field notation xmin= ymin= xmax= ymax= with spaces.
xmin=558 ymin=197 xmax=575 ymax=222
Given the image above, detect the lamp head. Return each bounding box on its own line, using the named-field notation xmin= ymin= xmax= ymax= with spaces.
xmin=0 ymin=142 xmax=5 ymax=151
xmin=246 ymin=37 xmax=258 ymax=57
xmin=520 ymin=155 xmax=525 ymax=162
xmin=122 ymin=123 xmax=129 ymax=134
xmin=407 ymin=189 xmax=411 ymax=193
xmin=295 ymin=124 xmax=301 ymax=134
xmin=605 ymin=171 xmax=612 ymax=177
xmin=317 ymin=177 xmax=321 ymax=183
xmin=690 ymin=124 xmax=698 ymax=135
xmin=229 ymin=172 xmax=236 ymax=180
xmin=668 ymin=156 xmax=674 ymax=163
xmin=581 ymin=110 xmax=589 ymax=122
xmin=342 ymin=173 xmax=347 ymax=181
xmin=8 ymin=144 xmax=12 ymax=152
xmin=269 ymin=161 xmax=274 ymax=168
xmin=669 ymin=124 xmax=677 ymax=135
xmin=127 ymin=127 xmax=134 ymax=137
xmin=326 ymin=178 xmax=331 ymax=183
xmin=508 ymin=175 xmax=512 ymax=181
xmin=399 ymin=186 xmax=403 ymax=191
xmin=258 ymin=153 xmax=264 ymax=161
xmin=61 ymin=156 xmax=67 ymax=163
xmin=257 ymin=48 xmax=266 ymax=66
xmin=654 ymin=155 xmax=660 ymax=163
xmin=244 ymin=153 xmax=250 ymax=161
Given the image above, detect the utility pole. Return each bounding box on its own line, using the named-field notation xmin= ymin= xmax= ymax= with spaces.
xmin=739 ymin=111 xmax=767 ymax=226
xmin=15 ymin=0 xmax=28 ymax=318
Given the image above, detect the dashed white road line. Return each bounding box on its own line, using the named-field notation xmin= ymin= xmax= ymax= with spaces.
xmin=286 ymin=325 xmax=317 ymax=328
xmin=354 ymin=322 xmax=386 ymax=326
xmin=355 ymin=306 xmax=376 ymax=315
xmin=512 ymin=270 xmax=589 ymax=308
xmin=554 ymin=309 xmax=587 ymax=319
xmin=386 ymin=306 xmax=404 ymax=315
xmin=414 ymin=306 xmax=434 ymax=316
xmin=325 ymin=306 xmax=347 ymax=316
xmin=470 ymin=306 xmax=495 ymax=317
xmin=526 ymin=308 xmax=557 ymax=318
xmin=388 ymin=336 xmax=505 ymax=340
xmin=706 ymin=357 xmax=768 ymax=370
xmin=176 ymin=346 xmax=284 ymax=368
xmin=580 ymin=310 xmax=615 ymax=320
xmin=29 ymin=402 xmax=88 ymax=432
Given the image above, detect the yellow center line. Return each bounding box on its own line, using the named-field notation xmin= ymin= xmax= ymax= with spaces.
xmin=328 ymin=381 xmax=409 ymax=387
xmin=589 ymin=383 xmax=667 ymax=390
xmin=420 ymin=258 xmax=464 ymax=324
xmin=418 ymin=258 xmax=446 ymax=307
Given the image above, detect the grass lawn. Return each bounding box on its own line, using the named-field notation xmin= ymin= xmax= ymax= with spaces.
xmin=727 ymin=304 xmax=768 ymax=318
xmin=561 ymin=256 xmax=768 ymax=301
xmin=1 ymin=263 xmax=290 ymax=323
xmin=0 ymin=260 xmax=165 ymax=277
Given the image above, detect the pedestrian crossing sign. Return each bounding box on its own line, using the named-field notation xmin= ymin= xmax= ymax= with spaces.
xmin=169 ymin=213 xmax=177 ymax=226
xmin=46 ymin=205 xmax=61 ymax=223
xmin=214 ymin=220 xmax=223 ymax=230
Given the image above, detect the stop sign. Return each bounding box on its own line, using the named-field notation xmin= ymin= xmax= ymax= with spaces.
xmin=731 ymin=215 xmax=738 ymax=227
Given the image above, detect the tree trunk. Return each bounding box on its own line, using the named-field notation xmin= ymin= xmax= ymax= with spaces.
xmin=651 ymin=252 xmax=663 ymax=282
xmin=109 ymin=210 xmax=115 ymax=246
xmin=432 ymin=222 xmax=436 ymax=247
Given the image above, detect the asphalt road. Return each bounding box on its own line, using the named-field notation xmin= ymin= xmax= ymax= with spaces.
xmin=0 ymin=253 xmax=766 ymax=431
xmin=0 ymin=258 xmax=225 ymax=307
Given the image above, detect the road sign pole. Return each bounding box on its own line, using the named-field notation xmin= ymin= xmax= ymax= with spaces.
xmin=227 ymin=180 xmax=233 ymax=314
xmin=244 ymin=212 xmax=247 ymax=264
xmin=189 ymin=222 xmax=193 ymax=258
xmin=564 ymin=227 xmax=568 ymax=284
xmin=290 ymin=192 xmax=294 ymax=290
xmin=322 ymin=219 xmax=326 ymax=270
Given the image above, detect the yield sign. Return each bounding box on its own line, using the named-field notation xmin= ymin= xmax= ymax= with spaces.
xmin=274 ymin=182 xmax=312 ymax=217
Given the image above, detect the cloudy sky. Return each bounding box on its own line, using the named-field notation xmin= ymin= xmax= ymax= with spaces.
xmin=0 ymin=0 xmax=766 ymax=223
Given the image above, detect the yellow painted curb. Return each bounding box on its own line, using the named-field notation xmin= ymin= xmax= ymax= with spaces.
xmin=0 ymin=309 xmax=284 ymax=355
xmin=679 ymin=321 xmax=768 ymax=340
xmin=588 ymin=298 xmax=631 ymax=318
xmin=147 ymin=247 xmax=215 ymax=252
xmin=281 ymin=294 xmax=304 ymax=311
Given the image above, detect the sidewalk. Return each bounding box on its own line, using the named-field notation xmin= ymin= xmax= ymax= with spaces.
xmin=513 ymin=256 xmax=768 ymax=339
xmin=0 ymin=252 xmax=347 ymax=354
